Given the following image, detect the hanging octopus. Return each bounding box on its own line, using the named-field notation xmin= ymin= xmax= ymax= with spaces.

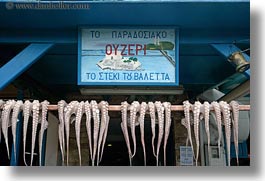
xmin=97 ymin=101 xmax=109 ymax=166
xmin=0 ymin=100 xmax=5 ymax=143
xmin=64 ymin=100 xmax=79 ymax=166
xmin=100 ymin=115 xmax=109 ymax=163
xmin=138 ymin=102 xmax=147 ymax=166
xmin=192 ymin=101 xmax=202 ymax=166
xmin=230 ymin=100 xmax=240 ymax=166
xmin=90 ymin=100 xmax=100 ymax=166
xmin=182 ymin=100 xmax=195 ymax=158
xmin=75 ymin=101 xmax=85 ymax=166
xmin=30 ymin=100 xmax=40 ymax=166
xmin=57 ymin=100 xmax=67 ymax=165
xmin=39 ymin=100 xmax=49 ymax=166
xmin=129 ymin=101 xmax=140 ymax=159
xmin=1 ymin=100 xmax=16 ymax=159
xmin=23 ymin=100 xmax=33 ymax=166
xmin=11 ymin=100 xmax=23 ymax=162
xmin=163 ymin=102 xmax=172 ymax=166
xmin=211 ymin=101 xmax=223 ymax=158
xmin=155 ymin=101 xmax=164 ymax=166
xmin=181 ymin=114 xmax=195 ymax=164
xmin=120 ymin=101 xmax=132 ymax=166
xmin=148 ymin=102 xmax=157 ymax=158
xmin=219 ymin=101 xmax=231 ymax=166
xmin=84 ymin=101 xmax=93 ymax=165
xmin=202 ymin=101 xmax=211 ymax=156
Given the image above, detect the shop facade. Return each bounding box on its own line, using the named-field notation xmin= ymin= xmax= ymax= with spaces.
xmin=0 ymin=0 xmax=250 ymax=166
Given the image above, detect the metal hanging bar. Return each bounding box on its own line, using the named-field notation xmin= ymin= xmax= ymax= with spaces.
xmin=46 ymin=104 xmax=250 ymax=111
xmin=0 ymin=103 xmax=251 ymax=112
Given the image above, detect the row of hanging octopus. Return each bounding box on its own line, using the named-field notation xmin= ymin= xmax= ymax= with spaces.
xmin=120 ymin=101 xmax=173 ymax=166
xmin=181 ymin=100 xmax=240 ymax=166
xmin=0 ymin=99 xmax=239 ymax=166
xmin=0 ymin=100 xmax=49 ymax=166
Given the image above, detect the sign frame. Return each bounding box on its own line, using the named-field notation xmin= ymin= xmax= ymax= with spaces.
xmin=78 ymin=26 xmax=179 ymax=86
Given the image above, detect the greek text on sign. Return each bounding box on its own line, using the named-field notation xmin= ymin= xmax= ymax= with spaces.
xmin=79 ymin=28 xmax=178 ymax=85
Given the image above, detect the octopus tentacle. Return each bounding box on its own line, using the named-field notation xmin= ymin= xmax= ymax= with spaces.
xmin=155 ymin=101 xmax=164 ymax=166
xmin=39 ymin=100 xmax=49 ymax=166
xmin=1 ymin=100 xmax=16 ymax=159
xmin=148 ymin=102 xmax=157 ymax=158
xmin=57 ymin=100 xmax=67 ymax=165
xmin=138 ymin=102 xmax=147 ymax=166
xmin=180 ymin=117 xmax=190 ymax=162
xmin=100 ymin=115 xmax=109 ymax=163
xmin=120 ymin=101 xmax=132 ymax=166
xmin=23 ymin=100 xmax=32 ymax=166
xmin=96 ymin=101 xmax=106 ymax=166
xmin=192 ymin=101 xmax=202 ymax=166
xmin=64 ymin=100 xmax=79 ymax=166
xmin=203 ymin=102 xmax=211 ymax=156
xmin=129 ymin=101 xmax=140 ymax=158
xmin=11 ymin=100 xmax=23 ymax=162
xmin=30 ymin=100 xmax=40 ymax=166
xmin=219 ymin=101 xmax=231 ymax=166
xmin=84 ymin=101 xmax=93 ymax=165
xmin=211 ymin=101 xmax=222 ymax=158
xmin=163 ymin=102 xmax=171 ymax=166
xmin=91 ymin=100 xmax=100 ymax=166
xmin=229 ymin=100 xmax=240 ymax=166
xmin=182 ymin=100 xmax=195 ymax=158
xmin=97 ymin=101 xmax=109 ymax=166
xmin=75 ymin=101 xmax=85 ymax=166
xmin=0 ymin=100 xmax=5 ymax=143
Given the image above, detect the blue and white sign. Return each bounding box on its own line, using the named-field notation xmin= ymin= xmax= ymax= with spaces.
xmin=78 ymin=27 xmax=179 ymax=86
xmin=180 ymin=146 xmax=194 ymax=166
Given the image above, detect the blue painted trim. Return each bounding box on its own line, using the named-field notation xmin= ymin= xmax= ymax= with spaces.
xmin=41 ymin=130 xmax=47 ymax=166
xmin=0 ymin=29 xmax=249 ymax=44
xmin=10 ymin=113 xmax=23 ymax=166
xmin=0 ymin=43 xmax=54 ymax=90
xmin=0 ymin=1 xmax=250 ymax=31
xmin=211 ymin=44 xmax=250 ymax=78
xmin=77 ymin=26 xmax=179 ymax=86
xmin=222 ymin=127 xmax=229 ymax=166
xmin=0 ymin=30 xmax=76 ymax=44
xmin=231 ymin=141 xmax=248 ymax=159
xmin=222 ymin=128 xmax=249 ymax=165
xmin=10 ymin=89 xmax=24 ymax=166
